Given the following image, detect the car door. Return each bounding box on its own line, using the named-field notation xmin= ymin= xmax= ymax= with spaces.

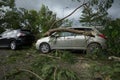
xmin=69 ymin=28 xmax=92 ymax=49
xmin=50 ymin=32 xmax=73 ymax=49
xmin=0 ymin=34 xmax=3 ymax=46
xmin=0 ymin=31 xmax=14 ymax=47
xmin=71 ymin=31 xmax=93 ymax=50
xmin=71 ymin=34 xmax=87 ymax=49
xmin=0 ymin=32 xmax=8 ymax=47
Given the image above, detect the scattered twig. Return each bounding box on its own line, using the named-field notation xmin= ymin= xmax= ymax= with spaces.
xmin=3 ymin=66 xmax=7 ymax=80
xmin=39 ymin=54 xmax=61 ymax=59
xmin=54 ymin=66 xmax=57 ymax=80
xmin=19 ymin=69 xmax=44 ymax=80
xmin=108 ymin=56 xmax=120 ymax=62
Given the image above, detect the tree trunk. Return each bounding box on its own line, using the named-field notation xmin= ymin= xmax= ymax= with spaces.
xmin=43 ymin=28 xmax=93 ymax=37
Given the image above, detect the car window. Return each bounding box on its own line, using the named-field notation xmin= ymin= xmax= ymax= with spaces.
xmin=60 ymin=32 xmax=74 ymax=37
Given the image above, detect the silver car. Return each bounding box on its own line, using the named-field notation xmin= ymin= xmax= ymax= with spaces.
xmin=36 ymin=27 xmax=107 ymax=53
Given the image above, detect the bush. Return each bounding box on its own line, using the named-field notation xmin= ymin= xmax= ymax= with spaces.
xmin=103 ymin=18 xmax=120 ymax=56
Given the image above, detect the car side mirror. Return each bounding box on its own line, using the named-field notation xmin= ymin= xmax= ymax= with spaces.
xmin=51 ymin=34 xmax=59 ymax=38
xmin=51 ymin=34 xmax=55 ymax=37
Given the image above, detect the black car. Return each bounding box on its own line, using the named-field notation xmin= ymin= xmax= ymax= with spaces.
xmin=0 ymin=29 xmax=35 ymax=50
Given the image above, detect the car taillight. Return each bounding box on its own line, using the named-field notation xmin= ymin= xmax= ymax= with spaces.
xmin=98 ymin=34 xmax=107 ymax=39
xmin=17 ymin=33 xmax=26 ymax=37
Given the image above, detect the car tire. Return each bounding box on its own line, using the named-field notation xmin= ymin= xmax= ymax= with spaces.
xmin=10 ymin=41 xmax=17 ymax=50
xmin=86 ymin=43 xmax=102 ymax=54
xmin=39 ymin=43 xmax=51 ymax=53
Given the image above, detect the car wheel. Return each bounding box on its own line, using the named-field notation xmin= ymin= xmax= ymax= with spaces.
xmin=87 ymin=43 xmax=102 ymax=54
xmin=39 ymin=43 xmax=50 ymax=53
xmin=10 ymin=41 xmax=17 ymax=50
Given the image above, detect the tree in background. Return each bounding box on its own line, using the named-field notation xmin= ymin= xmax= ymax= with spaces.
xmin=0 ymin=1 xmax=62 ymax=36
xmin=0 ymin=0 xmax=15 ymax=8
xmin=0 ymin=0 xmax=39 ymax=33
xmin=79 ymin=0 xmax=114 ymax=26
xmin=0 ymin=0 xmax=15 ymax=33
xmin=17 ymin=5 xmax=61 ymax=36
xmin=38 ymin=4 xmax=62 ymax=33
xmin=0 ymin=8 xmax=5 ymax=33
xmin=3 ymin=9 xmax=23 ymax=29
xmin=0 ymin=2 xmax=63 ymax=36
xmin=18 ymin=8 xmax=40 ymax=34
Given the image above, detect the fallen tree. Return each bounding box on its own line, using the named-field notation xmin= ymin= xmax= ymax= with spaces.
xmin=43 ymin=28 xmax=94 ymax=37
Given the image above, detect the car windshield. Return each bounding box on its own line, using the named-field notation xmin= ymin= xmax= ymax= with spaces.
xmin=21 ymin=30 xmax=31 ymax=34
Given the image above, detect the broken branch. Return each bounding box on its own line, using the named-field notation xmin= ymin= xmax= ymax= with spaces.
xmin=50 ymin=2 xmax=88 ymax=29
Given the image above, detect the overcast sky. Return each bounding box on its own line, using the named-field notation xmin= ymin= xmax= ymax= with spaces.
xmin=15 ymin=0 xmax=120 ymax=25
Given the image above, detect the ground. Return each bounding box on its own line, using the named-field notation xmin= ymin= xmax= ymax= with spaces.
xmin=0 ymin=48 xmax=120 ymax=80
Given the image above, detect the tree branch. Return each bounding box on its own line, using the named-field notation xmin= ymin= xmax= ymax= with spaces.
xmin=50 ymin=2 xmax=88 ymax=29
xmin=108 ymin=56 xmax=120 ymax=61
xmin=54 ymin=66 xmax=57 ymax=80
xmin=39 ymin=54 xmax=61 ymax=59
